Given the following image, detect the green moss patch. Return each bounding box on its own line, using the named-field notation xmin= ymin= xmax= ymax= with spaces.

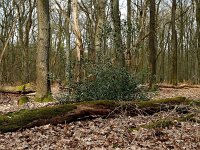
xmin=18 ymin=96 xmax=29 ymax=105
xmin=136 ymin=97 xmax=187 ymax=108
xmin=0 ymin=104 xmax=76 ymax=132
xmin=79 ymin=100 xmax=117 ymax=109
xmin=132 ymin=113 xmax=199 ymax=131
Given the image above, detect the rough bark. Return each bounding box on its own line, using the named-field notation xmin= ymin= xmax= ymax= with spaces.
xmin=94 ymin=0 xmax=105 ymax=63
xmin=110 ymin=0 xmax=125 ymax=68
xmin=36 ymin=0 xmax=51 ymax=99
xmin=196 ymin=0 xmax=200 ymax=83
xmin=171 ymin=0 xmax=178 ymax=85
xmin=149 ymin=0 xmax=157 ymax=88
xmin=66 ymin=0 xmax=72 ymax=84
xmin=72 ymin=0 xmax=84 ymax=82
xmin=126 ymin=0 xmax=132 ymax=71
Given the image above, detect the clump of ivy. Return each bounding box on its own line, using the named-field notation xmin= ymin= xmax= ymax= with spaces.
xmin=72 ymin=64 xmax=145 ymax=101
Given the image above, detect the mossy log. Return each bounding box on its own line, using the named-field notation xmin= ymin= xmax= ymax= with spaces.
xmin=0 ymin=97 xmax=199 ymax=133
xmin=0 ymin=83 xmax=35 ymax=94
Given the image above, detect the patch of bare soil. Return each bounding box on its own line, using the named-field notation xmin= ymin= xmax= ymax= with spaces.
xmin=0 ymin=86 xmax=200 ymax=149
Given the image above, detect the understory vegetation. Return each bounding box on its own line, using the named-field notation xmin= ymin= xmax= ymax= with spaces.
xmin=69 ymin=64 xmax=146 ymax=101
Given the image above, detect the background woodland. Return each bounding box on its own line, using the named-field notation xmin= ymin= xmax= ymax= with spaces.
xmin=0 ymin=0 xmax=200 ymax=87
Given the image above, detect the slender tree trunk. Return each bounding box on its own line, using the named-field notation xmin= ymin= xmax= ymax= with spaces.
xmin=171 ymin=0 xmax=178 ymax=85
xmin=36 ymin=0 xmax=51 ymax=99
xmin=110 ymin=0 xmax=125 ymax=68
xmin=126 ymin=0 xmax=132 ymax=71
xmin=95 ymin=0 xmax=105 ymax=64
xmin=72 ymin=0 xmax=84 ymax=82
xmin=196 ymin=0 xmax=200 ymax=83
xmin=149 ymin=0 xmax=157 ymax=88
xmin=66 ymin=0 xmax=72 ymax=84
xmin=178 ymin=1 xmax=184 ymax=82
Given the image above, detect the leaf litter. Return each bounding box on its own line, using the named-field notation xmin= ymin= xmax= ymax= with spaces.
xmin=0 ymin=87 xmax=200 ymax=149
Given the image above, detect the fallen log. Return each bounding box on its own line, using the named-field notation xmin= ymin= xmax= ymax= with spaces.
xmin=157 ymin=84 xmax=200 ymax=89
xmin=0 ymin=89 xmax=35 ymax=94
xmin=0 ymin=97 xmax=199 ymax=133
xmin=0 ymin=84 xmax=35 ymax=95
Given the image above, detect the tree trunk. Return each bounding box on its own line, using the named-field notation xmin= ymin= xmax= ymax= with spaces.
xmin=196 ymin=0 xmax=200 ymax=83
xmin=72 ymin=0 xmax=84 ymax=82
xmin=36 ymin=0 xmax=51 ymax=99
xmin=110 ymin=0 xmax=125 ymax=68
xmin=66 ymin=0 xmax=72 ymax=85
xmin=126 ymin=0 xmax=132 ymax=71
xmin=95 ymin=0 xmax=105 ymax=64
xmin=149 ymin=0 xmax=157 ymax=88
xmin=171 ymin=0 xmax=178 ymax=85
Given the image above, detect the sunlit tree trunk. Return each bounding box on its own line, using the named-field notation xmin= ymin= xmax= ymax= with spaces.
xmin=72 ymin=0 xmax=84 ymax=82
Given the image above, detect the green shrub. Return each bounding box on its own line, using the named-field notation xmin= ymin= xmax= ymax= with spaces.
xmin=72 ymin=64 xmax=144 ymax=101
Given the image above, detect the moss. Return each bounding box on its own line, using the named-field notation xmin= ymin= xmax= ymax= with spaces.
xmin=16 ymin=83 xmax=31 ymax=91
xmin=189 ymin=100 xmax=200 ymax=106
xmin=0 ymin=104 xmax=77 ymax=132
xmin=136 ymin=97 xmax=186 ymax=108
xmin=177 ymin=114 xmax=200 ymax=123
xmin=143 ymin=120 xmax=172 ymax=129
xmin=16 ymin=85 xmax=26 ymax=91
xmin=18 ymin=96 xmax=29 ymax=105
xmin=131 ymin=113 xmax=199 ymax=131
xmin=79 ymin=100 xmax=117 ymax=109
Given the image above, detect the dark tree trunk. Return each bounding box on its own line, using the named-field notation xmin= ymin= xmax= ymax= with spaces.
xmin=149 ymin=0 xmax=157 ymax=88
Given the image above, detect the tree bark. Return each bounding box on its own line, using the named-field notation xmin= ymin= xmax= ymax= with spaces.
xmin=36 ymin=0 xmax=51 ymax=99
xmin=196 ymin=0 xmax=200 ymax=83
xmin=66 ymin=0 xmax=72 ymax=84
xmin=72 ymin=0 xmax=84 ymax=82
xmin=110 ymin=0 xmax=125 ymax=68
xmin=94 ymin=0 xmax=105 ymax=63
xmin=149 ymin=0 xmax=157 ymax=88
xmin=171 ymin=0 xmax=178 ymax=85
xmin=126 ymin=0 xmax=132 ymax=71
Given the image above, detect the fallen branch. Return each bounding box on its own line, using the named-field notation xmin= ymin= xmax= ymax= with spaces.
xmin=157 ymin=84 xmax=200 ymax=89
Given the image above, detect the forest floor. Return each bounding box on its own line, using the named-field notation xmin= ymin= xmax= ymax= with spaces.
xmin=0 ymin=85 xmax=200 ymax=149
